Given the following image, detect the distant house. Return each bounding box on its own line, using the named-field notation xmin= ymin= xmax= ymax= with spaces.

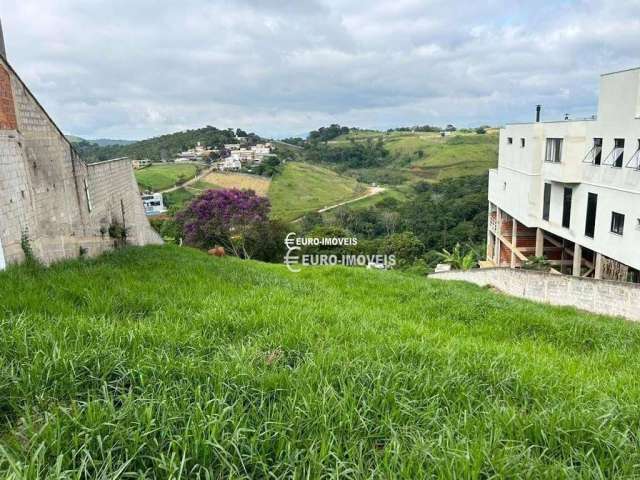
xmin=132 ymin=159 xmax=152 ymax=169
xmin=224 ymin=144 xmax=241 ymax=151
xmin=141 ymin=193 xmax=167 ymax=216
xmin=219 ymin=158 xmax=242 ymax=171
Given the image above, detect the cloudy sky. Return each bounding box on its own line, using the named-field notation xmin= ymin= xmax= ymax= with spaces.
xmin=3 ymin=0 xmax=640 ymax=140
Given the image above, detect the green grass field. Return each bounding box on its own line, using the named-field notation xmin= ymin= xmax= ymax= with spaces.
xmin=328 ymin=130 xmax=498 ymax=186
xmin=135 ymin=164 xmax=199 ymax=191
xmin=1 ymin=246 xmax=640 ymax=477
xmin=269 ymin=162 xmax=367 ymax=221
xmin=163 ymin=181 xmax=220 ymax=211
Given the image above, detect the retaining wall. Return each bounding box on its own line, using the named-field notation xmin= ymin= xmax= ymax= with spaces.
xmin=429 ymin=268 xmax=640 ymax=321
xmin=0 ymin=56 xmax=161 ymax=267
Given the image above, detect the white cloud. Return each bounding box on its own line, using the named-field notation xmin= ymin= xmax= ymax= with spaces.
xmin=2 ymin=0 xmax=639 ymax=139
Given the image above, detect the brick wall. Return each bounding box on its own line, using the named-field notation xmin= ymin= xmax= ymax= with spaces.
xmin=429 ymin=268 xmax=640 ymax=322
xmin=0 ymin=65 xmax=16 ymax=129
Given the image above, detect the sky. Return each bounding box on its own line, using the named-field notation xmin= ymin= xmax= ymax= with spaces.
xmin=2 ymin=0 xmax=640 ymax=140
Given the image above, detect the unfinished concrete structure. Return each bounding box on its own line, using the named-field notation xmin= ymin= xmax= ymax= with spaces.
xmin=488 ymin=68 xmax=640 ymax=282
xmin=0 ymin=22 xmax=161 ymax=269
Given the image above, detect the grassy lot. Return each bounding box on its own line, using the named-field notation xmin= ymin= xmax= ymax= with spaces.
xmin=269 ymin=162 xmax=367 ymax=221
xmin=203 ymin=172 xmax=271 ymax=197
xmin=1 ymin=246 xmax=640 ymax=477
xmin=163 ymin=181 xmax=219 ymax=211
xmin=135 ymin=164 xmax=199 ymax=191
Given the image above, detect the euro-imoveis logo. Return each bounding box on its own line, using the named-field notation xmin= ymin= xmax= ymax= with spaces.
xmin=284 ymin=232 xmax=396 ymax=273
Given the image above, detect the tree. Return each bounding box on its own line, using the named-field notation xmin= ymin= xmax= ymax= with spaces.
xmin=382 ymin=232 xmax=424 ymax=265
xmin=437 ymin=243 xmax=477 ymax=271
xmin=176 ymin=189 xmax=274 ymax=260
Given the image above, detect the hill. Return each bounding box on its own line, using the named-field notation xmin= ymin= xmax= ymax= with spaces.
xmin=67 ymin=136 xmax=136 ymax=147
xmin=1 ymin=245 xmax=639 ymax=477
xmin=269 ymin=162 xmax=367 ymax=221
xmin=74 ymin=126 xmax=241 ymax=163
xmin=326 ymin=129 xmax=499 ymax=185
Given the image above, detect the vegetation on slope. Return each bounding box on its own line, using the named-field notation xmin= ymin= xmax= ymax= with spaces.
xmin=269 ymin=162 xmax=367 ymax=221
xmin=135 ymin=164 xmax=199 ymax=191
xmin=1 ymin=246 xmax=640 ymax=477
xmin=75 ymin=126 xmax=242 ymax=162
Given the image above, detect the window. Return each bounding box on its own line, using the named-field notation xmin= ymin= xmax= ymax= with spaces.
xmin=611 ymin=212 xmax=625 ymax=235
xmin=542 ymin=183 xmax=551 ymax=221
xmin=614 ymin=138 xmax=625 ymax=168
xmin=585 ymin=193 xmax=598 ymax=238
xmin=545 ymin=138 xmax=563 ymax=163
xmin=562 ymin=187 xmax=572 ymax=228
xmin=507 ymin=137 xmax=513 ymax=145
xmin=520 ymin=138 xmax=526 ymax=148
xmin=593 ymin=138 xmax=603 ymax=165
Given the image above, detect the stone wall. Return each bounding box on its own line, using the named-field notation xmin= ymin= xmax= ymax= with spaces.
xmin=429 ymin=268 xmax=640 ymax=322
xmin=0 ymin=56 xmax=161 ymax=267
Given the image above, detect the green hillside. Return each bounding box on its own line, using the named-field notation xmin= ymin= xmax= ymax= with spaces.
xmin=135 ymin=164 xmax=199 ymax=191
xmin=75 ymin=126 xmax=240 ymax=163
xmin=1 ymin=246 xmax=639 ymax=477
xmin=269 ymin=162 xmax=367 ymax=221
xmin=326 ymin=130 xmax=499 ymax=186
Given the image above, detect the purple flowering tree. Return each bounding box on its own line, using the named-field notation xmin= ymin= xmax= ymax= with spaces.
xmin=175 ymin=189 xmax=272 ymax=258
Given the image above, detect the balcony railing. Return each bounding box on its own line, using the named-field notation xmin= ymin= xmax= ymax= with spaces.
xmin=488 ymin=214 xmax=497 ymax=233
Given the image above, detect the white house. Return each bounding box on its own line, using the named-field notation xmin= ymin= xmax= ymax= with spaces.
xmin=219 ymin=158 xmax=242 ymax=171
xmin=487 ymin=67 xmax=640 ymax=283
xmin=141 ymin=193 xmax=167 ymax=216
xmin=131 ymin=159 xmax=152 ymax=169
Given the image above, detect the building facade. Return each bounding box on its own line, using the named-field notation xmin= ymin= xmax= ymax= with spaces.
xmin=0 ymin=21 xmax=161 ymax=268
xmin=487 ymin=67 xmax=640 ymax=282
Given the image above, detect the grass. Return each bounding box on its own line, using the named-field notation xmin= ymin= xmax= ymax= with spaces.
xmin=163 ymin=182 xmax=220 ymax=211
xmin=203 ymin=172 xmax=271 ymax=197
xmin=405 ymin=134 xmax=499 ymax=182
xmin=135 ymin=164 xmax=199 ymax=191
xmin=1 ymin=245 xmax=640 ymax=477
xmin=326 ymin=131 xmax=498 ymax=186
xmin=269 ymin=162 xmax=367 ymax=221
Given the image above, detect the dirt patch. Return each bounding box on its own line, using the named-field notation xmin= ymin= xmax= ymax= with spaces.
xmin=203 ymin=172 xmax=271 ymax=197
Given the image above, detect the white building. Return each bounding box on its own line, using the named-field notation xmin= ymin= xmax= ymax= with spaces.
xmin=141 ymin=193 xmax=167 ymax=216
xmin=177 ymin=142 xmax=216 ymax=162
xmin=131 ymin=159 xmax=152 ymax=169
xmin=219 ymin=158 xmax=242 ymax=171
xmin=487 ymin=67 xmax=640 ymax=283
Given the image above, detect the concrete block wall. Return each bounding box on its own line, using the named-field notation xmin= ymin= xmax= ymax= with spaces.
xmin=0 ymin=57 xmax=161 ymax=267
xmin=429 ymin=268 xmax=640 ymax=321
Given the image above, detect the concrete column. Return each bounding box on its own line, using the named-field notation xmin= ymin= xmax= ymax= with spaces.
xmin=572 ymin=244 xmax=582 ymax=277
xmin=510 ymin=218 xmax=518 ymax=268
xmin=486 ymin=204 xmax=493 ymax=261
xmin=494 ymin=208 xmax=502 ymax=265
xmin=535 ymin=228 xmax=544 ymax=257
xmin=595 ymin=253 xmax=604 ymax=280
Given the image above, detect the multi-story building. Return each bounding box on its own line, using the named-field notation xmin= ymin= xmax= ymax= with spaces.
xmin=487 ymin=67 xmax=640 ymax=283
